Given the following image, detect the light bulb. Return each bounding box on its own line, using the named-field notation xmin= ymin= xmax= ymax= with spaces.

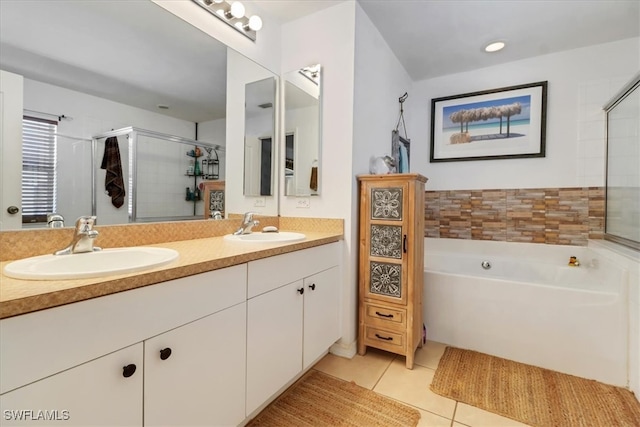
xmin=484 ymin=41 xmax=505 ymax=52
xmin=248 ymin=15 xmax=262 ymax=31
xmin=229 ymin=2 xmax=245 ymax=18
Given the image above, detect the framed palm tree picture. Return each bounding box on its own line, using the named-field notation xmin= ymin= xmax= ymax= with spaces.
xmin=430 ymin=81 xmax=547 ymax=162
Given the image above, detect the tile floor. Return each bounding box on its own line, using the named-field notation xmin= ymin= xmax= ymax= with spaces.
xmin=311 ymin=341 xmax=531 ymax=427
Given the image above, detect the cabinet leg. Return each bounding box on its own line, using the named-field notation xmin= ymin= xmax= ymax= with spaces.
xmin=357 ymin=341 xmax=367 ymax=356
xmin=405 ymin=352 xmax=414 ymax=370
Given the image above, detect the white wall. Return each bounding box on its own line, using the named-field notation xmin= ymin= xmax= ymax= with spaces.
xmin=410 ymin=37 xmax=640 ymax=191
xmin=280 ymin=1 xmax=357 ymax=355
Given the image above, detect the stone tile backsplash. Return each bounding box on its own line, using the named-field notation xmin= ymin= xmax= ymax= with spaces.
xmin=425 ymin=187 xmax=604 ymax=246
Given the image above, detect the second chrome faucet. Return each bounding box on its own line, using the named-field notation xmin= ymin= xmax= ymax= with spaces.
xmin=233 ymin=212 xmax=260 ymax=235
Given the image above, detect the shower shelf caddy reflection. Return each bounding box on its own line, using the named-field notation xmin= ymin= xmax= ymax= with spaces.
xmin=185 ymin=147 xmax=219 ymax=203
xmin=92 ymin=126 xmax=223 ymax=222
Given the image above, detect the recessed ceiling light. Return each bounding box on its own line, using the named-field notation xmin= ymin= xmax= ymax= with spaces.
xmin=485 ymin=41 xmax=506 ymax=53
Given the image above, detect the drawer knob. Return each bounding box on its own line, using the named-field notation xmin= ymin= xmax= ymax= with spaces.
xmin=375 ymin=311 xmax=394 ymax=318
xmin=122 ymin=364 xmax=137 ymax=378
xmin=375 ymin=333 xmax=393 ymax=341
xmin=309 ymin=283 xmax=316 ymax=291
xmin=297 ymin=287 xmax=305 ymax=295
xmin=160 ymin=348 xmax=172 ymax=360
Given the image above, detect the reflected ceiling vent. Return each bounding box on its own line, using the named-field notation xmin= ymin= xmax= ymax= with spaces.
xmin=258 ymin=103 xmax=273 ymax=109
xmin=191 ymin=0 xmax=262 ymax=42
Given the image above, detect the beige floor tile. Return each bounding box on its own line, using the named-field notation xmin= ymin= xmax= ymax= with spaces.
xmin=312 ymin=347 xmax=395 ymax=389
xmin=373 ymin=358 xmax=456 ymax=419
xmin=454 ymin=403 xmax=531 ymax=427
xmin=414 ymin=340 xmax=448 ymax=370
xmin=416 ymin=408 xmax=454 ymax=427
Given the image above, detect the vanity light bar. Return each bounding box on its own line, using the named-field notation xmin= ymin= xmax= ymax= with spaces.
xmin=191 ymin=0 xmax=261 ymax=42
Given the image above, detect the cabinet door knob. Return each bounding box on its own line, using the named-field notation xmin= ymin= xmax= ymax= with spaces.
xmin=160 ymin=348 xmax=172 ymax=360
xmin=308 ymin=283 xmax=316 ymax=291
xmin=403 ymin=235 xmax=408 ymax=253
xmin=122 ymin=364 xmax=137 ymax=378
xmin=297 ymin=287 xmax=304 ymax=295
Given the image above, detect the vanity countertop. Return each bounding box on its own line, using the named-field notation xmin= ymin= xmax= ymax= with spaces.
xmin=0 ymin=230 xmax=342 ymax=319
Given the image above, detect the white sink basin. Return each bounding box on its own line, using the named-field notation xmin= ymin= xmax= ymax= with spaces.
xmin=223 ymin=231 xmax=306 ymax=243
xmin=3 ymin=247 xmax=179 ymax=280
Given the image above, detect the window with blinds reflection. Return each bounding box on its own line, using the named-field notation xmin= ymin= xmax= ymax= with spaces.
xmin=22 ymin=116 xmax=57 ymax=224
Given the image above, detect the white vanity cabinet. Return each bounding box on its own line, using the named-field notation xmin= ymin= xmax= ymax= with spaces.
xmin=144 ymin=302 xmax=246 ymax=427
xmin=0 ymin=343 xmax=143 ymax=426
xmin=302 ymin=266 xmax=340 ymax=369
xmin=0 ymin=265 xmax=247 ymax=427
xmin=0 ymin=241 xmax=343 ymax=426
xmin=245 ymin=242 xmax=341 ymax=416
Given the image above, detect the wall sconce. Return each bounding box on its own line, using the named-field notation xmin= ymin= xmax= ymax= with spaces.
xmin=191 ymin=0 xmax=262 ymax=42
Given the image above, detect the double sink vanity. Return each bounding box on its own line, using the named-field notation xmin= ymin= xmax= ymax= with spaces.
xmin=0 ymin=216 xmax=343 ymax=426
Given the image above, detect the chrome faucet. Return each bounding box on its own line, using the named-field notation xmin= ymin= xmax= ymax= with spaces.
xmin=233 ymin=212 xmax=260 ymax=235
xmin=47 ymin=213 xmax=65 ymax=228
xmin=54 ymin=216 xmax=102 ymax=255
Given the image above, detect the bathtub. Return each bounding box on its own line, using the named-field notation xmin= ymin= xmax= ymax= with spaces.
xmin=423 ymin=238 xmax=628 ymax=387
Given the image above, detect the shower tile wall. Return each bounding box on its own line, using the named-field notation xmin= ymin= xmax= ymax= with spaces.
xmin=425 ymin=187 xmax=604 ymax=246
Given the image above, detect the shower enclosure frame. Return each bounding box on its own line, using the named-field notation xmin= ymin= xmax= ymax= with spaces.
xmin=603 ymin=72 xmax=640 ymax=251
xmin=92 ymin=126 xmax=222 ymax=223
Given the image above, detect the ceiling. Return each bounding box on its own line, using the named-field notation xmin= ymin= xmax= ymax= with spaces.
xmin=1 ymin=0 xmax=637 ymax=124
xmin=259 ymin=0 xmax=640 ymax=81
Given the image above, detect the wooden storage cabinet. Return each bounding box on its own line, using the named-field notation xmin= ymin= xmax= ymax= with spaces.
xmin=357 ymin=173 xmax=426 ymax=369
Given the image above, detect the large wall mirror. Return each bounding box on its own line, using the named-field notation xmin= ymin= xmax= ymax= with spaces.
xmin=0 ymin=0 xmax=277 ymax=230
xmin=283 ymin=64 xmax=322 ymax=196
xmin=244 ymin=77 xmax=276 ymax=196
xmin=604 ymin=73 xmax=640 ymax=250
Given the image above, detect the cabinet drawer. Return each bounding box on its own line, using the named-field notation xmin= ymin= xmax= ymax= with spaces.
xmin=364 ymin=326 xmax=404 ymax=350
xmin=364 ymin=303 xmax=406 ymax=328
xmin=248 ymin=242 xmax=341 ymax=298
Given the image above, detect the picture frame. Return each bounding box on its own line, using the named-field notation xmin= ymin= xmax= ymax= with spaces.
xmin=391 ymin=130 xmax=411 ymax=173
xmin=430 ymin=81 xmax=547 ymax=162
xmin=203 ymin=180 xmax=225 ymax=219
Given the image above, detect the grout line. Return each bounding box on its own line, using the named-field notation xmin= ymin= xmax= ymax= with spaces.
xmin=371 ymin=354 xmax=397 ymax=390
xmin=450 ymin=401 xmax=457 ymax=427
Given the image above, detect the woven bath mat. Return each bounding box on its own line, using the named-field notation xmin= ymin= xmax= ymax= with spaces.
xmin=431 ymin=346 xmax=640 ymax=427
xmin=247 ymin=370 xmax=420 ymax=427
